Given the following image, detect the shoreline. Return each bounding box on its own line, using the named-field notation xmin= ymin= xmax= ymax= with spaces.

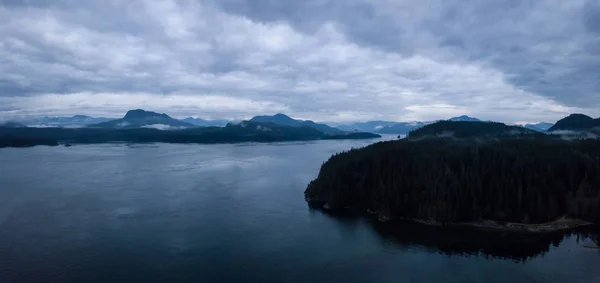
xmin=407 ymin=216 xmax=594 ymax=233
xmin=310 ymin=200 xmax=595 ymax=233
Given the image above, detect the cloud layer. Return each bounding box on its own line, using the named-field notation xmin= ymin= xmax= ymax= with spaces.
xmin=1 ymin=0 xmax=599 ymax=123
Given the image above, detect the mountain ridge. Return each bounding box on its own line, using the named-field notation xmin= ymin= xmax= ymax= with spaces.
xmin=88 ymin=109 xmax=196 ymax=129
xmin=249 ymin=113 xmax=342 ymax=134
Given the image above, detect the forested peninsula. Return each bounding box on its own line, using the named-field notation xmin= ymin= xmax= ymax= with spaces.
xmin=305 ymin=121 xmax=600 ymax=232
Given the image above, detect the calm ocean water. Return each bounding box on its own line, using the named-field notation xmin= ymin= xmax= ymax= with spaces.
xmin=1 ymin=137 xmax=599 ymax=283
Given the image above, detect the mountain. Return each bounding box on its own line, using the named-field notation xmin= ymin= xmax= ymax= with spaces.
xmin=181 ymin=118 xmax=229 ymax=127
xmin=408 ymin=121 xmax=541 ymax=139
xmin=377 ymin=122 xmax=429 ymax=134
xmin=88 ymin=109 xmax=196 ymax=129
xmin=335 ymin=121 xmax=399 ymax=133
xmin=249 ymin=113 xmax=342 ymax=134
xmin=340 ymin=116 xmax=481 ymax=135
xmin=523 ymin=122 xmax=553 ymax=132
xmin=548 ymin=114 xmax=600 ymax=132
xmin=449 ymin=115 xmax=481 ymax=122
xmin=24 ymin=115 xmax=112 ymax=127
xmin=0 ymin=120 xmax=380 ymax=146
xmin=0 ymin=121 xmax=27 ymax=128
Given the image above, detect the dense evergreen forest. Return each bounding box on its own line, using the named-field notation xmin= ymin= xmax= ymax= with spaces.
xmin=0 ymin=121 xmax=379 ymax=147
xmin=0 ymin=135 xmax=58 ymax=148
xmin=305 ymin=138 xmax=600 ymax=225
xmin=408 ymin=121 xmax=543 ymax=138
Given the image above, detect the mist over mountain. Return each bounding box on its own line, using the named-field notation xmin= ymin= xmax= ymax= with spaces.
xmin=181 ymin=118 xmax=229 ymax=127
xmin=20 ymin=115 xmax=112 ymax=127
xmin=88 ymin=109 xmax=196 ymax=129
xmin=249 ymin=113 xmax=342 ymax=134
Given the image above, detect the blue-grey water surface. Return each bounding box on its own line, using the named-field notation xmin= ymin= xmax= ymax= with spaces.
xmin=1 ymin=137 xmax=599 ymax=283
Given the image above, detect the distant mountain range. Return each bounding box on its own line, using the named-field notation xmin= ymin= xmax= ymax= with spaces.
xmin=0 ymin=121 xmax=27 ymax=128
xmin=1 ymin=111 xmax=380 ymax=147
xmin=523 ymin=122 xmax=554 ymax=132
xmin=23 ymin=115 xmax=112 ymax=127
xmin=335 ymin=115 xmax=481 ymax=134
xmin=11 ymin=111 xmax=596 ymax=136
xmin=336 ymin=121 xmax=399 ymax=133
xmin=249 ymin=113 xmax=342 ymax=134
xmin=88 ymin=109 xmax=196 ymax=129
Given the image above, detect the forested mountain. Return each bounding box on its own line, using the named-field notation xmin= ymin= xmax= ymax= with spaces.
xmin=22 ymin=115 xmax=112 ymax=127
xmin=549 ymin=114 xmax=600 ymax=132
xmin=408 ymin=121 xmax=541 ymax=138
xmin=0 ymin=121 xmax=27 ymax=128
xmin=377 ymin=122 xmax=428 ymax=134
xmin=181 ymin=117 xmax=229 ymax=127
xmin=88 ymin=109 xmax=196 ymax=129
xmin=0 ymin=120 xmax=380 ymax=147
xmin=249 ymin=113 xmax=342 ymax=134
xmin=0 ymin=135 xmax=58 ymax=148
xmin=305 ymin=138 xmax=600 ymax=225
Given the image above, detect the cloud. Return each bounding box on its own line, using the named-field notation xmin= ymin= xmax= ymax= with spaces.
xmin=0 ymin=0 xmax=598 ymax=123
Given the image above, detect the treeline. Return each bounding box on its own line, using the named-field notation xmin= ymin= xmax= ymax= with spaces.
xmin=0 ymin=122 xmax=380 ymax=146
xmin=305 ymin=138 xmax=600 ymax=224
xmin=408 ymin=121 xmax=543 ymax=138
xmin=0 ymin=135 xmax=58 ymax=148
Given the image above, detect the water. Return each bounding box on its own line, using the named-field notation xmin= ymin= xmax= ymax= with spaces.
xmin=1 ymin=137 xmax=599 ymax=283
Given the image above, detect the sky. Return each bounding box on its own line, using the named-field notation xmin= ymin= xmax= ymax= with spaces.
xmin=0 ymin=0 xmax=599 ymax=123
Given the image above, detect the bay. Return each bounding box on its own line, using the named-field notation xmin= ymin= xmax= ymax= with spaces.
xmin=0 ymin=137 xmax=599 ymax=283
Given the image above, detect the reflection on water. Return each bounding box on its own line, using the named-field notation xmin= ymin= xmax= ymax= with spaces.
xmin=1 ymin=140 xmax=600 ymax=283
xmin=311 ymin=206 xmax=600 ymax=262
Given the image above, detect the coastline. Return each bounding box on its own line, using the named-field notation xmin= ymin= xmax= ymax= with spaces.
xmin=311 ymin=200 xmax=595 ymax=233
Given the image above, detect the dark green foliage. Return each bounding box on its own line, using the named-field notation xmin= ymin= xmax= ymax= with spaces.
xmin=0 ymin=121 xmax=380 ymax=146
xmin=0 ymin=135 xmax=58 ymax=147
xmin=305 ymin=138 xmax=600 ymax=224
xmin=548 ymin=114 xmax=600 ymax=131
xmin=408 ymin=121 xmax=543 ymax=138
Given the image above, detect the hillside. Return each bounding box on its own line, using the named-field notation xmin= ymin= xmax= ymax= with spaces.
xmin=88 ymin=109 xmax=196 ymax=129
xmin=336 ymin=121 xmax=399 ymax=133
xmin=549 ymin=114 xmax=600 ymax=132
xmin=377 ymin=122 xmax=427 ymax=134
xmin=181 ymin=117 xmax=229 ymax=127
xmin=0 ymin=121 xmax=27 ymax=128
xmin=23 ymin=115 xmax=112 ymax=127
xmin=0 ymin=135 xmax=58 ymax=148
xmin=249 ymin=113 xmax=342 ymax=134
xmin=305 ymin=138 xmax=600 ymax=226
xmin=0 ymin=120 xmax=380 ymax=146
xmin=408 ymin=121 xmax=542 ymax=139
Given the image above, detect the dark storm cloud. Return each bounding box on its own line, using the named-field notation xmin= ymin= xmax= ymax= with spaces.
xmin=0 ymin=0 xmax=598 ymax=122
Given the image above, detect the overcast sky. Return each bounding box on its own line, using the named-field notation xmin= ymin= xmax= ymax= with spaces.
xmin=1 ymin=0 xmax=599 ymax=123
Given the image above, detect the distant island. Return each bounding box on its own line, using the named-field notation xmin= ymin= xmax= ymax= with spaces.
xmin=305 ymin=118 xmax=600 ymax=233
xmin=0 ymin=110 xmax=380 ymax=148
